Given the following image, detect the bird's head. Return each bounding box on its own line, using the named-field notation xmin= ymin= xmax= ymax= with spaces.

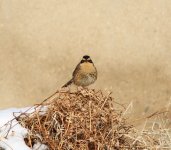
xmin=81 ymin=55 xmax=93 ymax=63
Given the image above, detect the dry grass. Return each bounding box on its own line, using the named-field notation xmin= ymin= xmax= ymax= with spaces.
xmin=2 ymin=88 xmax=171 ymax=150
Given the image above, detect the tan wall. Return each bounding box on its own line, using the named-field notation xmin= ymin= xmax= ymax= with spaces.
xmin=0 ymin=0 xmax=171 ymax=117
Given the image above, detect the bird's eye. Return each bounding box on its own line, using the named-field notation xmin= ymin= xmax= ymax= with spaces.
xmin=88 ymin=59 xmax=93 ymax=63
xmin=80 ymin=60 xmax=85 ymax=63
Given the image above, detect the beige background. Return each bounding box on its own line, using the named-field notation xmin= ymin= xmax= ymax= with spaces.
xmin=0 ymin=0 xmax=171 ymax=119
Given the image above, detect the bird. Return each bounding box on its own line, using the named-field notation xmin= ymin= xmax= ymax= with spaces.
xmin=62 ymin=55 xmax=97 ymax=88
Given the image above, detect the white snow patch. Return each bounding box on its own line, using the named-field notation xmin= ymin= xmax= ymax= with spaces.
xmin=0 ymin=106 xmax=47 ymax=150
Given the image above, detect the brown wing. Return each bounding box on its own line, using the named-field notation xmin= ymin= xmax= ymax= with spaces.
xmin=72 ymin=63 xmax=81 ymax=77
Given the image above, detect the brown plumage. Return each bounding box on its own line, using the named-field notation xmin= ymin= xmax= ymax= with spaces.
xmin=62 ymin=55 xmax=97 ymax=87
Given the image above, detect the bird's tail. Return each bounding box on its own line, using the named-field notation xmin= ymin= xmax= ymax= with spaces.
xmin=62 ymin=79 xmax=73 ymax=87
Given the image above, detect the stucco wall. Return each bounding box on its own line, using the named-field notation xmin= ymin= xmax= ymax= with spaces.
xmin=0 ymin=0 xmax=171 ymax=117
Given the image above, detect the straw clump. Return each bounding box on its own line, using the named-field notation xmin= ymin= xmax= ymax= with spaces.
xmin=17 ymin=89 xmax=147 ymax=150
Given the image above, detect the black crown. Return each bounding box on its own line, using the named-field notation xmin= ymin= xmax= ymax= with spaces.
xmin=83 ymin=55 xmax=90 ymax=59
